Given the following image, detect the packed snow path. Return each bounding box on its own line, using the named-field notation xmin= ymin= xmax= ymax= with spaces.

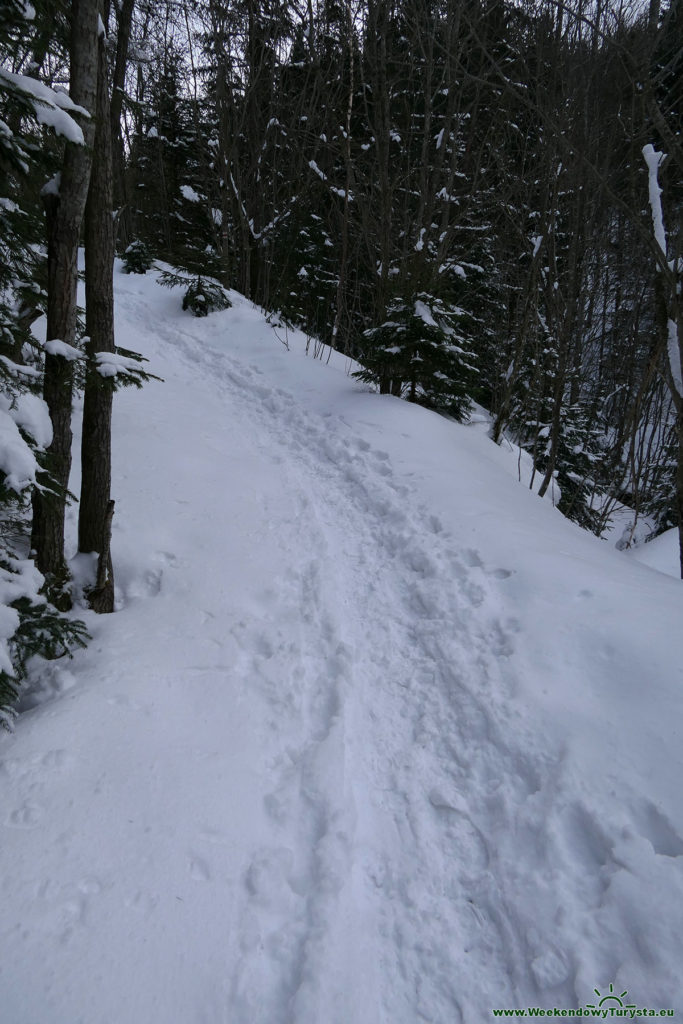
xmin=2 ymin=271 xmax=683 ymax=1023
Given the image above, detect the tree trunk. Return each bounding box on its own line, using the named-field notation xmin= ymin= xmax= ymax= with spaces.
xmin=110 ymin=0 xmax=136 ymax=250
xmin=32 ymin=0 xmax=99 ymax=585
xmin=330 ymin=0 xmax=354 ymax=355
xmin=79 ymin=18 xmax=116 ymax=613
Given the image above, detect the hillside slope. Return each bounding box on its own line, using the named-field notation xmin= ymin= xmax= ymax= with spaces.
xmin=1 ymin=267 xmax=682 ymax=1023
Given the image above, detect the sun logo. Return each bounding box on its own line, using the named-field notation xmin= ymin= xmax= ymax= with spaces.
xmin=585 ymin=983 xmax=636 ymax=1010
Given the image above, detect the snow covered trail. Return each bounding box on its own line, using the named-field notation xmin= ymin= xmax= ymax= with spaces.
xmin=193 ymin=362 xmax=539 ymax=1022
xmin=2 ymin=269 xmax=683 ymax=1023
xmin=117 ymin=285 xmax=533 ymax=1021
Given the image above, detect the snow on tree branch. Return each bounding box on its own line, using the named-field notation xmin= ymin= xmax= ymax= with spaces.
xmin=642 ymin=144 xmax=667 ymax=257
xmin=43 ymin=338 xmax=84 ymax=361
xmin=0 ymin=68 xmax=90 ymax=145
xmin=642 ymin=144 xmax=682 ymax=400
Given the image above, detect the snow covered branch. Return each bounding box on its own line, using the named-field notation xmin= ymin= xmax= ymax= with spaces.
xmin=0 ymin=68 xmax=90 ymax=144
xmin=642 ymin=144 xmax=682 ymax=400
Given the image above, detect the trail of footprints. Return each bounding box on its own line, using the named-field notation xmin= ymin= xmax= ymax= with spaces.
xmin=122 ymin=300 xmax=683 ymax=1016
xmin=185 ymin=346 xmax=529 ymax=1016
xmin=134 ymin=316 xmax=533 ymax=1011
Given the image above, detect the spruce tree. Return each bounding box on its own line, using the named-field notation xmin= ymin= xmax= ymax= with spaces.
xmin=355 ymin=292 xmax=477 ymax=421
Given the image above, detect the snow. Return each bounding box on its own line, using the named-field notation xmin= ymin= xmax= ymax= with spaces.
xmin=631 ymin=527 xmax=680 ymax=578
xmin=0 ymin=68 xmax=88 ymax=144
xmin=0 ymin=354 xmax=41 ymax=379
xmin=0 ymin=407 xmax=39 ymax=492
xmin=95 ymin=350 xmax=142 ymax=379
xmin=4 ymin=390 xmax=53 ymax=448
xmin=180 ymin=184 xmax=202 ymax=203
xmin=667 ymin=318 xmax=682 ymax=398
xmin=643 ymin=144 xmax=667 ymax=258
xmin=1 ymin=266 xmax=683 ymax=1022
xmin=0 ymin=558 xmax=45 ymax=682
xmin=414 ymin=297 xmax=438 ymax=327
xmin=43 ymin=338 xmax=83 ymax=361
xmin=40 ymin=172 xmax=61 ymax=197
xmin=308 ymin=160 xmax=326 ymax=180
xmin=643 ymin=145 xmax=681 ymax=401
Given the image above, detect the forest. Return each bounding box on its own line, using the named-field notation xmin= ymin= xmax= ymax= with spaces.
xmin=0 ymin=0 xmax=681 ymax=725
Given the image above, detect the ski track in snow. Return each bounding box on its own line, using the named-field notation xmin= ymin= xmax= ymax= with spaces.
xmin=3 ymin=280 xmax=683 ymax=1023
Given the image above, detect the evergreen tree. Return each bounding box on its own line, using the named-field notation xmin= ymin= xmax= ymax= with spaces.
xmin=158 ymin=268 xmax=232 ymax=317
xmin=121 ymin=239 xmax=153 ymax=274
xmin=355 ymin=292 xmax=477 ymax=421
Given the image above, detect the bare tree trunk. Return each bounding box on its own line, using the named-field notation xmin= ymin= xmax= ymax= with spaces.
xmin=330 ymin=0 xmax=354 ymax=354
xmin=79 ymin=17 xmax=116 ymax=612
xmin=32 ymin=0 xmax=99 ymax=589
xmin=110 ymin=0 xmax=136 ymax=249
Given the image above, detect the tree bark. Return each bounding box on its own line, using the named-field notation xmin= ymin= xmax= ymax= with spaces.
xmin=110 ymin=0 xmax=135 ymax=249
xmin=32 ymin=0 xmax=99 ymax=583
xmin=79 ymin=17 xmax=116 ymax=612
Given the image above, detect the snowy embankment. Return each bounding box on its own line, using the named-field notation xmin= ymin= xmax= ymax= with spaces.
xmin=1 ymin=267 xmax=682 ymax=1023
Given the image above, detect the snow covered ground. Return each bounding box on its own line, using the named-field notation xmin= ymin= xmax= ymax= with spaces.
xmin=1 ymin=267 xmax=683 ymax=1023
xmin=630 ymin=527 xmax=681 ymax=579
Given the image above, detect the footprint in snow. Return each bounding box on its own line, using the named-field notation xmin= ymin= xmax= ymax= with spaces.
xmin=41 ymin=749 xmax=71 ymax=770
xmin=189 ymin=854 xmax=212 ymax=882
xmin=245 ymin=847 xmax=296 ymax=908
xmin=462 ymin=548 xmax=514 ymax=581
xmin=253 ymin=634 xmax=275 ymax=660
xmin=632 ymin=800 xmax=683 ymax=858
xmin=157 ymin=550 xmax=179 ymax=567
xmin=490 ymin=620 xmax=515 ymax=658
xmin=6 ymin=801 xmax=43 ymax=829
xmin=78 ymin=877 xmax=103 ymax=895
xmin=464 ymin=548 xmax=484 ymax=568
xmin=564 ymin=802 xmax=613 ymax=872
xmin=428 ymin=789 xmax=490 ymax=881
xmin=531 ymin=949 xmax=571 ymax=989
xmin=427 ymin=514 xmax=444 ymax=535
